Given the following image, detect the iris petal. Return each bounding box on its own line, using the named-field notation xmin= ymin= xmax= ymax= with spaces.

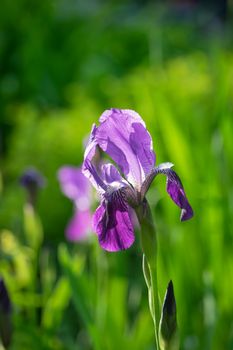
xmin=101 ymin=163 xmax=123 ymax=183
xmin=93 ymin=194 xmax=135 ymax=252
xmin=166 ymin=171 xmax=193 ymax=221
xmin=95 ymin=109 xmax=155 ymax=187
xmin=82 ymin=124 xmax=105 ymax=191
xmin=153 ymin=164 xmax=193 ymax=221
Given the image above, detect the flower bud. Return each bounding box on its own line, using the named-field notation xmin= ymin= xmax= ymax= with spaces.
xmin=159 ymin=280 xmax=179 ymax=350
xmin=20 ymin=167 xmax=45 ymax=207
xmin=0 ymin=278 xmax=12 ymax=348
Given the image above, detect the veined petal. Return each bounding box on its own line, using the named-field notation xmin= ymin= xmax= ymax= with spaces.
xmin=141 ymin=162 xmax=174 ymax=198
xmin=150 ymin=164 xmax=193 ymax=221
xmin=66 ymin=209 xmax=92 ymax=241
xmin=129 ymin=122 xmax=156 ymax=177
xmin=101 ymin=163 xmax=129 ymax=192
xmin=58 ymin=166 xmax=91 ymax=210
xmin=82 ymin=124 xmax=107 ymax=192
xmin=166 ymin=173 xmax=193 ymax=221
xmin=84 ymin=159 xmax=107 ymax=193
xmin=99 ymin=108 xmax=145 ymax=124
xmin=101 ymin=163 xmax=122 ymax=184
xmin=93 ymin=193 xmax=135 ymax=252
xmin=101 ymin=163 xmax=139 ymax=208
xmin=84 ymin=124 xmax=98 ymax=163
xmin=95 ymin=109 xmax=155 ymax=188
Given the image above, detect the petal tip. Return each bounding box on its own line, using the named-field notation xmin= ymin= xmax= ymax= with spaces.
xmin=99 ymin=235 xmax=135 ymax=252
xmin=180 ymin=206 xmax=194 ymax=221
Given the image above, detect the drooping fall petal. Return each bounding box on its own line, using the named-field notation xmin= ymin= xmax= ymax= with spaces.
xmin=153 ymin=163 xmax=193 ymax=221
xmin=93 ymin=196 xmax=135 ymax=252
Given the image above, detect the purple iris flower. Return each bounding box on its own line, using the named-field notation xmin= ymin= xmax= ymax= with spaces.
xmin=82 ymin=109 xmax=193 ymax=252
xmin=58 ymin=166 xmax=92 ymax=241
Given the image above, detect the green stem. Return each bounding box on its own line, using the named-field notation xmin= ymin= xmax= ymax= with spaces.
xmin=149 ymin=262 xmax=160 ymax=347
xmin=136 ymin=199 xmax=161 ymax=350
xmin=95 ymin=239 xmax=108 ymax=330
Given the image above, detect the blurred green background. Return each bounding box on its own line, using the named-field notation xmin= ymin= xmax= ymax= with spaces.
xmin=0 ymin=0 xmax=233 ymax=349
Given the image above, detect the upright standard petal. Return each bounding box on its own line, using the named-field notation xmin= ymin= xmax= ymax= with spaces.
xmin=93 ymin=195 xmax=135 ymax=252
xmin=154 ymin=164 xmax=193 ymax=221
xmin=82 ymin=124 xmax=105 ymax=192
xmin=94 ymin=109 xmax=155 ymax=188
xmin=101 ymin=163 xmax=122 ymax=184
xmin=66 ymin=209 xmax=92 ymax=241
xmin=101 ymin=163 xmax=129 ymax=190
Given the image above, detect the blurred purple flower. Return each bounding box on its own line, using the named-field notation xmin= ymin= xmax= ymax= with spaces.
xmin=82 ymin=108 xmax=193 ymax=252
xmin=20 ymin=168 xmax=45 ymax=189
xmin=20 ymin=167 xmax=45 ymax=206
xmin=58 ymin=166 xmax=92 ymax=241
